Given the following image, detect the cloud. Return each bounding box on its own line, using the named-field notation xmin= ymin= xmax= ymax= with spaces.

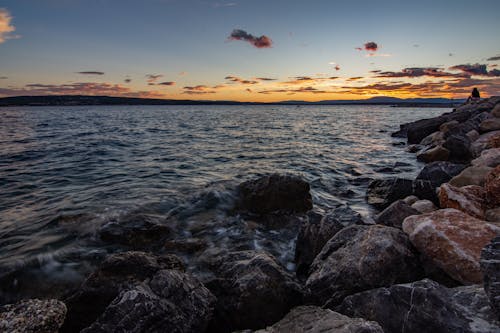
xmin=157 ymin=81 xmax=175 ymax=86
xmin=76 ymin=71 xmax=105 ymax=75
xmin=375 ymin=67 xmax=466 ymax=78
xmin=449 ymin=63 xmax=500 ymax=77
xmin=258 ymin=86 xmax=330 ymax=95
xmin=225 ymin=75 xmax=259 ymax=84
xmin=255 ymin=77 xmax=276 ymax=81
xmin=146 ymin=74 xmax=163 ymax=83
xmin=228 ymin=29 xmax=272 ymax=48
xmin=182 ymin=85 xmax=216 ymax=95
xmin=364 ymin=42 xmax=378 ymax=52
xmin=0 ymin=76 xmax=7 ymax=79
xmin=329 ymin=62 xmax=341 ymax=70
xmin=124 ymin=78 xmax=131 ymax=83
xmin=347 ymin=77 xmax=363 ymax=81
xmin=487 ymin=55 xmax=500 ymax=61
xmin=0 ymin=8 xmax=16 ymax=44
xmin=213 ymin=2 xmax=237 ymax=7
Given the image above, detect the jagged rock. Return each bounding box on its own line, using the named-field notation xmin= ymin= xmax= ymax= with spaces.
xmin=306 ymin=225 xmax=422 ymax=307
xmin=295 ymin=206 xmax=363 ymax=277
xmin=438 ymin=183 xmax=485 ymax=219
xmin=366 ymin=178 xmax=413 ymax=209
xmin=0 ymin=299 xmax=67 ymax=333
xmin=82 ymin=269 xmax=215 ymax=333
xmin=485 ymin=166 xmax=500 ymax=207
xmin=337 ymin=279 xmax=500 ymax=333
xmin=440 ymin=120 xmax=460 ymax=133
xmin=255 ymin=306 xmax=384 ymax=333
xmin=62 ymin=251 xmax=184 ymax=333
xmin=403 ymin=195 xmax=419 ymax=205
xmin=406 ymin=116 xmax=454 ymax=144
xmin=467 ymin=129 xmax=481 ymax=142
xmin=471 ymin=131 xmax=500 ymax=157
xmin=480 ymin=118 xmax=500 ymax=133
xmin=481 ymin=236 xmax=500 ymax=319
xmin=443 ymin=134 xmax=472 ymax=162
xmin=99 ymin=213 xmax=172 ymax=248
xmin=420 ymin=130 xmax=445 ymax=146
xmin=485 ymin=208 xmax=500 ymax=223
xmin=411 ymin=199 xmax=437 ymax=213
xmin=375 ymin=200 xmax=419 ymax=229
xmin=445 ymin=112 xmax=492 ymax=139
xmin=449 ymin=165 xmax=493 ymax=187
xmin=413 ymin=161 xmax=466 ymax=204
xmin=416 ymin=145 xmax=450 ymax=163
xmin=237 ymin=174 xmax=313 ymax=215
xmin=403 ymin=209 xmax=499 ymax=284
xmin=206 ymin=250 xmax=302 ymax=332
xmin=164 ymin=238 xmax=207 ymax=253
xmin=472 ymin=148 xmax=500 ymax=168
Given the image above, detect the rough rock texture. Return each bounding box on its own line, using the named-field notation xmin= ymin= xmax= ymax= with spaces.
xmin=306 ymin=225 xmax=422 ymax=306
xmin=492 ymin=104 xmax=500 ymax=118
xmin=420 ymin=130 xmax=445 ymax=146
xmin=375 ymin=200 xmax=419 ymax=229
xmin=471 ymin=131 xmax=500 ymax=157
xmin=449 ymin=165 xmax=493 ymax=187
xmin=402 ymin=209 xmax=499 ymax=284
xmin=413 ymin=161 xmax=466 ymax=204
xmin=485 ymin=208 xmax=500 ymax=223
xmin=406 ymin=116 xmax=452 ymax=144
xmin=472 ymin=148 xmax=500 ymax=168
xmin=443 ymin=134 xmax=472 ymax=162
xmin=411 ymin=199 xmax=437 ymax=214
xmin=480 ymin=118 xmax=500 ymax=133
xmin=467 ymin=129 xmax=481 ymax=142
xmin=0 ymin=299 xmax=67 ymax=333
xmin=485 ymin=166 xmax=500 ymax=207
xmin=337 ymin=279 xmax=500 ymax=333
xmin=206 ymin=250 xmax=302 ymax=332
xmin=438 ymin=183 xmax=486 ymax=219
xmin=403 ymin=195 xmax=419 ymax=205
xmin=237 ymin=174 xmax=313 ymax=215
xmin=440 ymin=120 xmax=460 ymax=133
xmin=99 ymin=213 xmax=172 ymax=248
xmin=416 ymin=145 xmax=450 ymax=163
xmin=62 ymin=251 xmax=184 ymax=333
xmin=81 ymin=270 xmax=216 ymax=333
xmin=164 ymin=238 xmax=207 ymax=254
xmin=295 ymin=206 xmax=363 ymax=277
xmin=481 ymin=236 xmax=500 ymax=319
xmin=366 ymin=178 xmax=413 ymax=209
xmin=255 ymin=306 xmax=384 ymax=333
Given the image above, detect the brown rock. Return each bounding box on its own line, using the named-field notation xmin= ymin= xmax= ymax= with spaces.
xmin=485 ymin=165 xmax=500 ymax=207
xmin=448 ymin=165 xmax=493 ymax=187
xmin=471 ymin=148 xmax=500 ymax=168
xmin=489 ymin=133 xmax=500 ymax=149
xmin=471 ymin=130 xmax=500 ymax=157
xmin=485 ymin=208 xmax=500 ymax=223
xmin=438 ymin=183 xmax=485 ymax=219
xmin=416 ymin=145 xmax=450 ymax=163
xmin=420 ymin=131 xmax=445 ymax=146
xmin=411 ymin=199 xmax=437 ymax=214
xmin=402 ymin=208 xmax=499 ymax=284
xmin=439 ymin=120 xmax=459 ymax=133
xmin=480 ymin=118 xmax=500 ymax=133
xmin=466 ymin=129 xmax=480 ymax=142
xmin=0 ymin=299 xmax=67 ymax=333
xmin=492 ymin=103 xmax=500 ymax=118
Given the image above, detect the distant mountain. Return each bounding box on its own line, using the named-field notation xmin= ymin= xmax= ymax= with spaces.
xmin=0 ymin=95 xmax=465 ymax=107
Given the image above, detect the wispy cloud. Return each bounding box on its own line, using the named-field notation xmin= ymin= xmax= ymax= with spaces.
xmin=225 ymin=75 xmax=259 ymax=84
xmin=146 ymin=74 xmax=163 ymax=83
xmin=258 ymin=86 xmax=331 ymax=95
xmin=487 ymin=55 xmax=500 ymax=61
xmin=0 ymin=76 xmax=7 ymax=79
xmin=0 ymin=8 xmax=17 ymax=44
xmin=157 ymin=81 xmax=175 ymax=86
xmin=182 ymin=85 xmax=216 ymax=95
xmin=375 ymin=67 xmax=466 ymax=78
xmin=449 ymin=63 xmax=500 ymax=77
xmin=212 ymin=2 xmax=237 ymax=7
xmin=228 ymin=29 xmax=272 ymax=48
xmin=76 ymin=71 xmax=105 ymax=75
xmin=255 ymin=77 xmax=276 ymax=81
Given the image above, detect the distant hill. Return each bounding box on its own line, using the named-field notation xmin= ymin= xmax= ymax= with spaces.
xmin=0 ymin=95 xmax=465 ymax=107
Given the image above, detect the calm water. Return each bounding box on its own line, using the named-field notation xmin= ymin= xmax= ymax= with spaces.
xmin=0 ymin=104 xmax=444 ymax=302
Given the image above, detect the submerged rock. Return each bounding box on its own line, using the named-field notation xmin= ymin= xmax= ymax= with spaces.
xmin=375 ymin=199 xmax=419 ymax=229
xmin=481 ymin=236 xmax=500 ymax=319
xmin=402 ymin=209 xmax=499 ymax=284
xmin=366 ymin=177 xmax=413 ymax=209
xmin=237 ymin=174 xmax=313 ymax=215
xmin=0 ymin=299 xmax=67 ymax=333
xmin=438 ymin=183 xmax=486 ymax=219
xmin=337 ymin=279 xmax=500 ymax=333
xmin=81 ymin=270 xmax=216 ymax=333
xmin=255 ymin=306 xmax=384 ymax=333
xmin=306 ymin=225 xmax=422 ymax=306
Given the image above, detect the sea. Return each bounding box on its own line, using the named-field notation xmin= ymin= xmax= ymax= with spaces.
xmin=0 ymin=104 xmax=445 ymax=303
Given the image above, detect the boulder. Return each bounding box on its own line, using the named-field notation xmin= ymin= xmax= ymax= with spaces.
xmin=411 ymin=199 xmax=437 ymax=214
xmin=472 ymin=148 xmax=500 ymax=168
xmin=81 ymin=270 xmax=215 ymax=333
xmin=467 ymin=129 xmax=480 ymax=142
xmin=99 ymin=213 xmax=172 ymax=248
xmin=405 ymin=116 xmax=454 ymax=144
xmin=366 ymin=178 xmax=413 ymax=209
xmin=0 ymin=299 xmax=67 ymax=333
xmin=306 ymin=225 xmax=422 ymax=307
xmin=443 ymin=134 xmax=472 ymax=162
xmin=375 ymin=200 xmax=419 ymax=229
xmin=255 ymin=306 xmax=384 ymax=333
xmin=416 ymin=145 xmax=450 ymax=163
xmin=237 ymin=174 xmax=312 ymax=215
xmin=480 ymin=118 xmax=500 ymax=133
xmin=438 ymin=183 xmax=485 ymax=219
xmin=164 ymin=238 xmax=207 ymax=253
xmin=481 ymin=236 xmax=500 ymax=319
xmin=485 ymin=208 xmax=500 ymax=223
xmin=337 ymin=279 xmax=500 ymax=333
xmin=492 ymin=104 xmax=500 ymax=118
xmin=402 ymin=209 xmax=499 ymax=284
xmin=471 ymin=131 xmax=500 ymax=157
xmin=295 ymin=206 xmax=363 ymax=277
xmin=403 ymin=195 xmax=419 ymax=205
xmin=62 ymin=251 xmax=184 ymax=333
xmin=206 ymin=250 xmax=302 ymax=332
xmin=440 ymin=120 xmax=460 ymax=133
xmin=449 ymin=165 xmax=493 ymax=187
xmin=485 ymin=166 xmax=500 ymax=207
xmin=420 ymin=130 xmax=445 ymax=146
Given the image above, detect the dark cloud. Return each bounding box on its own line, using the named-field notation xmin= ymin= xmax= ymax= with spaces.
xmin=487 ymin=55 xmax=500 ymax=61
xmin=124 ymin=78 xmax=131 ymax=83
xmin=0 ymin=76 xmax=7 ymax=79
xmin=334 ymin=65 xmax=340 ymax=71
xmin=182 ymin=85 xmax=216 ymax=95
xmin=157 ymin=81 xmax=175 ymax=86
xmin=375 ymin=67 xmax=466 ymax=78
xmin=224 ymin=76 xmax=259 ymax=84
xmin=146 ymin=74 xmax=163 ymax=83
xmin=255 ymin=77 xmax=276 ymax=81
xmin=76 ymin=71 xmax=104 ymax=75
xmin=364 ymin=42 xmax=378 ymax=52
xmin=449 ymin=63 xmax=500 ymax=77
xmin=347 ymin=77 xmax=363 ymax=81
xmin=228 ymin=29 xmax=272 ymax=48
xmin=258 ymin=86 xmax=330 ymax=95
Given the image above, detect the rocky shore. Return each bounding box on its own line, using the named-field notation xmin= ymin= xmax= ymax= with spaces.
xmin=1 ymin=98 xmax=500 ymax=332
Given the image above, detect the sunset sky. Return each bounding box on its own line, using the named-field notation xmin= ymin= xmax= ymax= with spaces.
xmin=0 ymin=0 xmax=499 ymax=102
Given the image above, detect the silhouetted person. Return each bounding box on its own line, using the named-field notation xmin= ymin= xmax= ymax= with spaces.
xmin=467 ymin=88 xmax=480 ymax=103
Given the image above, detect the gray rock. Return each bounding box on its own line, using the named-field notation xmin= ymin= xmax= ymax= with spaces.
xmin=416 ymin=145 xmax=450 ymax=163
xmin=255 ymin=306 xmax=384 ymax=333
xmin=306 ymin=225 xmax=422 ymax=307
xmin=467 ymin=130 xmax=481 ymax=142
xmin=0 ymin=299 xmax=67 ymax=333
xmin=413 ymin=161 xmax=466 ymax=204
xmin=480 ymin=118 xmax=500 ymax=133
xmin=443 ymin=134 xmax=472 ymax=162
xmin=375 ymin=200 xmax=419 ymax=229
xmin=448 ymin=165 xmax=493 ymax=187
xmin=337 ymin=279 xmax=500 ymax=333
xmin=411 ymin=199 xmax=437 ymax=214
xmin=481 ymin=236 xmax=500 ymax=320
xmin=471 ymin=131 xmax=500 ymax=157
xmin=366 ymin=178 xmax=413 ymax=209
xmin=403 ymin=195 xmax=420 ymax=205
xmin=472 ymin=148 xmax=500 ymax=168
xmin=82 ymin=269 xmax=216 ymax=333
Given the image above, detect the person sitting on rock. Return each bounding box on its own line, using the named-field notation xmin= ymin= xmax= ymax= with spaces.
xmin=466 ymin=87 xmax=480 ymax=103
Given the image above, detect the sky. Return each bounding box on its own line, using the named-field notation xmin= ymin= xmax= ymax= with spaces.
xmin=0 ymin=0 xmax=499 ymax=102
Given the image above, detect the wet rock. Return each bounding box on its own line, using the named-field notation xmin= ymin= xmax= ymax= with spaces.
xmin=366 ymin=177 xmax=413 ymax=209
xmin=438 ymin=183 xmax=486 ymax=219
xmin=255 ymin=306 xmax=384 ymax=333
xmin=403 ymin=195 xmax=419 ymax=205
xmin=206 ymin=250 xmax=302 ymax=332
xmin=449 ymin=165 xmax=493 ymax=187
xmin=443 ymin=134 xmax=472 ymax=162
xmin=467 ymin=129 xmax=481 ymax=142
xmin=416 ymin=145 xmax=450 ymax=163
xmin=481 ymin=236 xmax=500 ymax=319
xmin=295 ymin=207 xmax=363 ymax=277
xmin=485 ymin=166 xmax=500 ymax=207
xmin=237 ymin=174 xmax=313 ymax=215
xmin=472 ymin=148 xmax=500 ymax=168
xmin=306 ymin=225 xmax=422 ymax=307
xmin=406 ymin=144 xmax=423 ymax=153
xmin=411 ymin=199 xmax=437 ymax=214
xmin=62 ymin=251 xmax=184 ymax=333
xmin=480 ymin=118 xmax=500 ymax=133
xmin=405 ymin=116 xmax=450 ymax=144
xmin=413 ymin=161 xmax=466 ymax=204
xmin=0 ymin=299 xmax=67 ymax=333
xmin=81 ymin=270 xmax=216 ymax=333
xmin=375 ymin=200 xmax=419 ymax=229
xmin=402 ymin=209 xmax=499 ymax=284
xmin=337 ymin=279 xmax=500 ymax=333
xmin=164 ymin=238 xmax=207 ymax=253
xmin=471 ymin=131 xmax=500 ymax=157
xmin=99 ymin=213 xmax=172 ymax=248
